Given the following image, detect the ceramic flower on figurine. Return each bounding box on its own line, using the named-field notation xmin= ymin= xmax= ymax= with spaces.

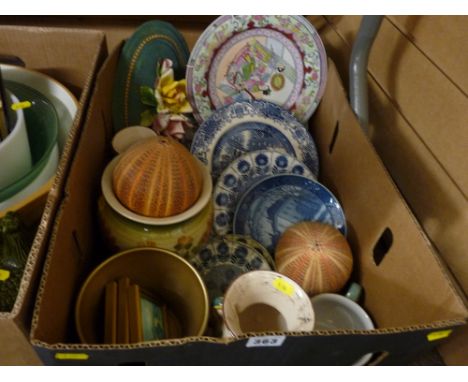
xmin=140 ymin=58 xmax=194 ymax=140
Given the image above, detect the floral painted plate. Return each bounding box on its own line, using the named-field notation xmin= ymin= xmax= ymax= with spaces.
xmin=190 ymin=237 xmax=271 ymax=303
xmin=233 ymin=174 xmax=347 ymax=254
xmin=186 ymin=15 xmax=327 ymax=124
xmin=213 ymin=149 xmax=315 ymax=236
xmin=190 ymin=100 xmax=319 ymax=182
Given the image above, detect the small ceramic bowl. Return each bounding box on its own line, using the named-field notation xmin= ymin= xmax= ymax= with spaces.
xmin=75 ymin=247 xmax=209 ymax=344
xmin=0 ymin=91 xmax=31 ymax=190
xmin=101 ymin=155 xmax=213 ymax=226
xmin=223 ymin=270 xmax=315 ymax=336
xmin=0 ymin=82 xmax=59 ymax=212
xmin=1 ymin=63 xmax=78 ymax=151
xmin=0 ymin=66 xmax=78 ymax=216
xmin=97 ymin=195 xmax=213 ymax=260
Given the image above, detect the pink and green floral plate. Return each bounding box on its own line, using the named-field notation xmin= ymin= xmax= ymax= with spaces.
xmin=186 ymin=15 xmax=327 ymax=124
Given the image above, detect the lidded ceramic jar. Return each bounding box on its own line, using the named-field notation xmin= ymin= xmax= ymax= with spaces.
xmin=112 ymin=133 xmax=203 ymax=218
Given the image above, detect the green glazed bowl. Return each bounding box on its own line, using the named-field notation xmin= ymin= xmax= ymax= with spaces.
xmin=111 ymin=20 xmax=190 ymax=132
xmin=0 ymin=81 xmax=59 ymax=202
xmin=97 ymin=195 xmax=213 ymax=260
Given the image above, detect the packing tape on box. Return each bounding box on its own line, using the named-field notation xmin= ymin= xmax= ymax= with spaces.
xmin=426 ymin=330 xmax=452 ymax=342
xmin=55 ymin=353 xmax=89 ymax=361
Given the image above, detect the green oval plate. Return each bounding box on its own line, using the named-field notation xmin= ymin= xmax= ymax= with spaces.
xmin=111 ymin=20 xmax=190 ymax=132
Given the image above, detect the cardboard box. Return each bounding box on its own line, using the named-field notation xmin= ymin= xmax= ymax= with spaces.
xmin=320 ymin=16 xmax=468 ymax=364
xmin=0 ymin=25 xmax=106 ymax=365
xmin=29 ymin=25 xmax=468 ymax=363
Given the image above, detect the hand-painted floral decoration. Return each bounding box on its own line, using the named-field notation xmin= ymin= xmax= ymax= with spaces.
xmin=140 ymin=59 xmax=193 ymax=140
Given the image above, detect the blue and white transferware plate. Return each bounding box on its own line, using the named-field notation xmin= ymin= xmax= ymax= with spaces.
xmin=233 ymin=174 xmax=347 ymax=254
xmin=190 ymin=237 xmax=271 ymax=303
xmin=190 ymin=100 xmax=319 ymax=181
xmin=213 ymin=149 xmax=315 ymax=236
xmin=224 ymin=234 xmax=276 ymax=271
xmin=186 ymin=15 xmax=327 ymax=124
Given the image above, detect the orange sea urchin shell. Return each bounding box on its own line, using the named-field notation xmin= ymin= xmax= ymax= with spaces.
xmin=275 ymin=221 xmax=353 ymax=296
xmin=112 ymin=136 xmax=203 ymax=218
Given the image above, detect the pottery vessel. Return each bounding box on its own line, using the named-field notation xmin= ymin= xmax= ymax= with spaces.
xmin=98 ymin=195 xmax=213 ymax=260
xmin=75 ymin=247 xmax=209 ymax=343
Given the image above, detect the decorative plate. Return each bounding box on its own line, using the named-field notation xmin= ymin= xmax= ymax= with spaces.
xmin=213 ymin=149 xmax=315 ymax=236
xmin=190 ymin=237 xmax=271 ymax=303
xmin=224 ymin=234 xmax=275 ymax=271
xmin=112 ymin=20 xmax=190 ymax=132
xmin=190 ymin=100 xmax=319 ymax=181
xmin=186 ymin=15 xmax=327 ymax=124
xmin=233 ymin=174 xmax=347 ymax=254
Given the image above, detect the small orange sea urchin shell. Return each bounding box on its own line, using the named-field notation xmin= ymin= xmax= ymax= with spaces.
xmin=275 ymin=221 xmax=353 ymax=296
xmin=112 ymin=136 xmax=203 ymax=218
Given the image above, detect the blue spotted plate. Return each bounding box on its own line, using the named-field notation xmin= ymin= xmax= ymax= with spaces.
xmin=213 ymin=149 xmax=315 ymax=236
xmin=189 ymin=237 xmax=271 ymax=303
xmin=224 ymin=234 xmax=276 ymax=271
xmin=190 ymin=100 xmax=319 ymax=182
xmin=233 ymin=174 xmax=347 ymax=254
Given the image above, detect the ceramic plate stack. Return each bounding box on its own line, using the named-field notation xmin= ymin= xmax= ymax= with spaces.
xmin=190 ymin=99 xmax=320 ymax=182
xmin=187 ymin=16 xmax=347 ymax=261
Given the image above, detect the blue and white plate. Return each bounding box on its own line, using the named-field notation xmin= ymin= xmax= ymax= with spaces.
xmin=190 ymin=100 xmax=319 ymax=182
xmin=224 ymin=234 xmax=276 ymax=271
xmin=213 ymin=149 xmax=315 ymax=236
xmin=190 ymin=237 xmax=271 ymax=303
xmin=233 ymin=174 xmax=347 ymax=254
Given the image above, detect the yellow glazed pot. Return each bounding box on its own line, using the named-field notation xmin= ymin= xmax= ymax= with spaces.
xmin=98 ymin=195 xmax=213 ymax=260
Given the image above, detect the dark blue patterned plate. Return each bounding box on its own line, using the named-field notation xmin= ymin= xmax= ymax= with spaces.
xmin=213 ymin=149 xmax=315 ymax=236
xmin=190 ymin=100 xmax=319 ymax=182
xmin=233 ymin=174 xmax=347 ymax=254
xmin=189 ymin=237 xmax=271 ymax=303
xmin=224 ymin=234 xmax=276 ymax=271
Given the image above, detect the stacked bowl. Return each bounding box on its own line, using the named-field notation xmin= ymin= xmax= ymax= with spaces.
xmin=0 ymin=64 xmax=78 ymax=217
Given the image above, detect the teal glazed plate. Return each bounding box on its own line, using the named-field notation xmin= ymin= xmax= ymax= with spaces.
xmin=112 ymin=20 xmax=190 ymax=132
xmin=0 ymin=81 xmax=58 ymax=202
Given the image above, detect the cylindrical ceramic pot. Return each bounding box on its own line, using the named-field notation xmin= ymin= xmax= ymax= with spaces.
xmin=97 ymin=195 xmax=213 ymax=260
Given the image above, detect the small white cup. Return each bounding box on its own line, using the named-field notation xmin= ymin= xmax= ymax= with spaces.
xmin=220 ymin=270 xmax=315 ymax=337
xmin=0 ymin=92 xmax=32 ymax=189
xmin=310 ymin=293 xmax=373 ymax=331
xmin=310 ymin=284 xmax=374 ymax=365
